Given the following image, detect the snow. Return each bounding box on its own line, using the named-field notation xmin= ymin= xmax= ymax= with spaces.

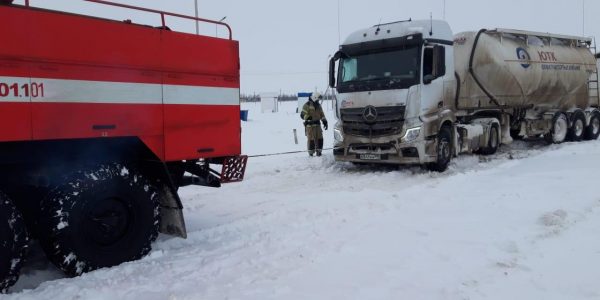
xmin=120 ymin=167 xmax=129 ymax=177
xmin=6 ymin=101 xmax=600 ymax=299
xmin=56 ymin=222 xmax=68 ymax=231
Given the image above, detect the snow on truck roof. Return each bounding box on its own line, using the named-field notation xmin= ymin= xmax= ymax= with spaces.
xmin=342 ymin=19 xmax=453 ymax=46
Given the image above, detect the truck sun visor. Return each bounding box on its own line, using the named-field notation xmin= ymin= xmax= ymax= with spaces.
xmin=341 ymin=34 xmax=424 ymax=56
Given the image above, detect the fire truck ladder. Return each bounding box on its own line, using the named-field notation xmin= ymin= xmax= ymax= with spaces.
xmin=590 ymin=38 xmax=600 ymax=107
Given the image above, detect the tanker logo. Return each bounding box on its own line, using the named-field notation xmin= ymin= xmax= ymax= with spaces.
xmin=516 ymin=47 xmax=531 ymax=69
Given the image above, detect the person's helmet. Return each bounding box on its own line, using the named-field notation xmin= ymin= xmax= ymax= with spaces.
xmin=310 ymin=92 xmax=322 ymax=101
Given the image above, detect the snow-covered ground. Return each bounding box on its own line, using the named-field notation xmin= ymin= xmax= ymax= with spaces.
xmin=6 ymin=101 xmax=600 ymax=300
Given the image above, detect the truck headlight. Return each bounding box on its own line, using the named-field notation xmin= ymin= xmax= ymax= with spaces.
xmin=402 ymin=127 xmax=421 ymax=143
xmin=334 ymin=124 xmax=344 ymax=143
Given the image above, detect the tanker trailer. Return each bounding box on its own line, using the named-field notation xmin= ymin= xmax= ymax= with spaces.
xmin=453 ymin=29 xmax=599 ymax=143
xmin=329 ymin=20 xmax=599 ymax=171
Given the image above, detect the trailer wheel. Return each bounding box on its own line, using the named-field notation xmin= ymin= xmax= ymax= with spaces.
xmin=38 ymin=164 xmax=160 ymax=276
xmin=544 ymin=113 xmax=568 ymax=144
xmin=480 ymin=124 xmax=500 ymax=155
xmin=567 ymin=112 xmax=586 ymax=142
xmin=0 ymin=194 xmax=28 ymax=293
xmin=584 ymin=112 xmax=600 ymax=141
xmin=427 ymin=126 xmax=452 ymax=172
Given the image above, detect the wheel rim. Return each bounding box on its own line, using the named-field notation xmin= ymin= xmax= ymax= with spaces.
xmin=84 ymin=197 xmax=132 ymax=247
xmin=553 ymin=115 xmax=568 ymax=143
xmin=574 ymin=119 xmax=584 ymax=137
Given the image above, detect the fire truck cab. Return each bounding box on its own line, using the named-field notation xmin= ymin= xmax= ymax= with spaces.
xmin=0 ymin=0 xmax=245 ymax=291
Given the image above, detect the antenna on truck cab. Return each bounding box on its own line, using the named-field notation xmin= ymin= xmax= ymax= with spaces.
xmin=429 ymin=13 xmax=433 ymax=36
xmin=372 ymin=18 xmax=412 ymax=27
xmin=375 ymin=18 xmax=382 ymax=35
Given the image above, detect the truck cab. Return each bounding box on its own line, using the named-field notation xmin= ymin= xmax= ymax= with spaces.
xmin=329 ymin=20 xmax=456 ymax=169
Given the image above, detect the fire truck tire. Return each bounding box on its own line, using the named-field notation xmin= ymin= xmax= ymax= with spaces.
xmin=38 ymin=164 xmax=160 ymax=276
xmin=0 ymin=193 xmax=28 ymax=293
xmin=427 ymin=126 xmax=452 ymax=172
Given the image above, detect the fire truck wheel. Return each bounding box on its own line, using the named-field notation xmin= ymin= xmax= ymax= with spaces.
xmin=0 ymin=193 xmax=28 ymax=293
xmin=38 ymin=164 xmax=160 ymax=276
xmin=584 ymin=112 xmax=600 ymax=141
xmin=427 ymin=126 xmax=452 ymax=172
xmin=567 ymin=111 xmax=586 ymax=142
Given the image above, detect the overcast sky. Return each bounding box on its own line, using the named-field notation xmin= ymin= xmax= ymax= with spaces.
xmin=17 ymin=0 xmax=600 ymax=95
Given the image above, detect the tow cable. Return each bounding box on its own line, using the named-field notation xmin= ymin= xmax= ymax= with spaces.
xmin=247 ymin=147 xmax=342 ymax=158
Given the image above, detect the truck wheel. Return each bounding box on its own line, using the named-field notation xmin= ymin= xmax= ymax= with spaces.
xmin=427 ymin=126 xmax=452 ymax=172
xmin=38 ymin=164 xmax=160 ymax=276
xmin=0 ymin=194 xmax=28 ymax=293
xmin=544 ymin=113 xmax=568 ymax=144
xmin=584 ymin=112 xmax=600 ymax=141
xmin=567 ymin=112 xmax=586 ymax=142
xmin=480 ymin=124 xmax=500 ymax=155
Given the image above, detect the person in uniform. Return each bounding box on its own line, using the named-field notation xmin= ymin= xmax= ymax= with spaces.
xmin=301 ymin=93 xmax=328 ymax=156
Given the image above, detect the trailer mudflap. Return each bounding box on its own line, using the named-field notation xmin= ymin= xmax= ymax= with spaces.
xmin=220 ymin=155 xmax=248 ymax=183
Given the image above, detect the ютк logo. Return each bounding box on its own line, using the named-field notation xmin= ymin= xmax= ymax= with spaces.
xmin=516 ymin=47 xmax=531 ymax=69
xmin=362 ymin=105 xmax=378 ymax=123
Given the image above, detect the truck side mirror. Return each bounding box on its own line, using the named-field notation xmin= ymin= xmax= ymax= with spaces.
xmin=434 ymin=45 xmax=446 ymax=77
xmin=423 ymin=74 xmax=434 ymax=85
xmin=329 ymin=56 xmax=336 ymax=88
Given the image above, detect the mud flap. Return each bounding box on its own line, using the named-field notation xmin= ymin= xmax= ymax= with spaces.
xmin=158 ymin=184 xmax=187 ymax=238
xmin=220 ymin=155 xmax=248 ymax=183
xmin=501 ymin=114 xmax=513 ymax=144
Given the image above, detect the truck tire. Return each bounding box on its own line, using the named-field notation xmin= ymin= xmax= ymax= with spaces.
xmin=38 ymin=164 xmax=160 ymax=276
xmin=479 ymin=124 xmax=500 ymax=155
xmin=544 ymin=113 xmax=568 ymax=144
xmin=427 ymin=126 xmax=452 ymax=172
xmin=584 ymin=112 xmax=600 ymax=141
xmin=0 ymin=194 xmax=28 ymax=293
xmin=567 ymin=112 xmax=586 ymax=142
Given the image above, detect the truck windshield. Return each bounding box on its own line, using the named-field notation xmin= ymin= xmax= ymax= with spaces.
xmin=337 ymin=46 xmax=420 ymax=93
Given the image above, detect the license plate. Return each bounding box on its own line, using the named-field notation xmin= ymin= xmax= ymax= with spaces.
xmin=359 ymin=154 xmax=381 ymax=160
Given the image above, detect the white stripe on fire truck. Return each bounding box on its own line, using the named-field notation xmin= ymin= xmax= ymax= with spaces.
xmin=0 ymin=77 xmax=239 ymax=105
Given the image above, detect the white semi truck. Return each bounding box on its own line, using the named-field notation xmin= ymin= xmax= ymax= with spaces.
xmin=329 ymin=20 xmax=599 ymax=171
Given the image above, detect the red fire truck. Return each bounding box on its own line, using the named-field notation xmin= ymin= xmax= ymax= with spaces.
xmin=0 ymin=0 xmax=246 ymax=291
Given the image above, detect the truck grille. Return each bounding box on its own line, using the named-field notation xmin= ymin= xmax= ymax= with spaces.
xmin=341 ymin=106 xmax=406 ymax=137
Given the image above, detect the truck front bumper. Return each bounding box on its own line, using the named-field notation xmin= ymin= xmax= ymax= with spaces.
xmin=333 ymin=135 xmax=437 ymax=165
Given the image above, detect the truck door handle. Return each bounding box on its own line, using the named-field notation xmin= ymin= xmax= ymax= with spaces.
xmin=92 ymin=125 xmax=116 ymax=130
xmin=197 ymin=148 xmax=214 ymax=153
